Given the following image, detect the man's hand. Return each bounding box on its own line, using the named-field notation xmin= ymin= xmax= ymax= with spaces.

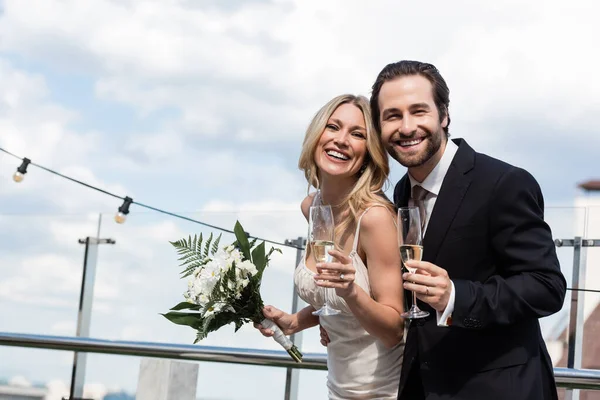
xmin=403 ymin=260 xmax=452 ymax=312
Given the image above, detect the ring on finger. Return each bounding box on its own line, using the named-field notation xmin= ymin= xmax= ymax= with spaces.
xmin=340 ymin=273 xmax=345 ymax=280
xmin=425 ymin=286 xmax=429 ymax=296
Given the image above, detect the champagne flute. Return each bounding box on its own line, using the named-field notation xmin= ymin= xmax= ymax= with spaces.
xmin=309 ymin=205 xmax=341 ymax=317
xmin=398 ymin=206 xmax=430 ymax=319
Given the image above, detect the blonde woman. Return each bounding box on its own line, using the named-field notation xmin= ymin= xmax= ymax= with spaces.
xmin=255 ymin=94 xmax=405 ymax=399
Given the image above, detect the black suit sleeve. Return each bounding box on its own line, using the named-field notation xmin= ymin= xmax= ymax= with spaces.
xmin=452 ymin=167 xmax=567 ymax=329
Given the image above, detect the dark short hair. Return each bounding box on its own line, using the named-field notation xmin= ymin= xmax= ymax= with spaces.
xmin=370 ymin=60 xmax=450 ymax=136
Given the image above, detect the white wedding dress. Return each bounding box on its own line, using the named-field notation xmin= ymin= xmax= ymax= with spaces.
xmin=294 ymin=197 xmax=404 ymax=399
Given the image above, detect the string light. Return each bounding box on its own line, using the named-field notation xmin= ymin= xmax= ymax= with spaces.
xmin=0 ymin=146 xmax=597 ymax=294
xmin=13 ymin=158 xmax=31 ymax=183
xmin=0 ymin=146 xmax=304 ymax=249
xmin=115 ymin=196 xmax=133 ymax=224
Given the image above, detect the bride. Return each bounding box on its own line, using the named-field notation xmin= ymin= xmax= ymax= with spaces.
xmin=256 ymin=94 xmax=405 ymax=399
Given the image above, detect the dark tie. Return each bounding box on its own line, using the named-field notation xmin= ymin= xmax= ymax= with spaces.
xmin=412 ymin=185 xmax=429 ymax=232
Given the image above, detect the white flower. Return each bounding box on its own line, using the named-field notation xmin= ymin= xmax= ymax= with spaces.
xmin=212 ymin=249 xmax=232 ymax=272
xmin=229 ymin=248 xmax=243 ymax=265
xmin=197 ymin=294 xmax=209 ymax=306
xmin=210 ymin=246 xmax=244 ymax=274
xmin=216 ymin=303 xmax=235 ymax=313
xmin=204 ymin=302 xmax=234 ymax=317
xmin=204 ymin=306 xmax=216 ymax=318
xmin=185 ymin=278 xmax=200 ymax=302
xmin=199 ymin=261 xmax=221 ymax=293
xmin=238 ymin=260 xmax=258 ymax=277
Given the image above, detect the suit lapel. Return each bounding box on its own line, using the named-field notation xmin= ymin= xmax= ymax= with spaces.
xmin=393 ymin=174 xmax=411 ymax=209
xmin=423 ymin=139 xmax=475 ymax=263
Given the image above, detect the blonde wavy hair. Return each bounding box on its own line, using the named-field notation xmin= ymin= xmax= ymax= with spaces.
xmin=298 ymin=94 xmax=394 ymax=246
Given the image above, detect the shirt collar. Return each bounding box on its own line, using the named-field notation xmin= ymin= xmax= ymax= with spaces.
xmin=408 ymin=139 xmax=459 ymax=196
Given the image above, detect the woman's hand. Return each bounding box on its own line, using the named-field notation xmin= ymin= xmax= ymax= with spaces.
xmin=253 ymin=305 xmax=297 ymax=336
xmin=314 ymin=249 xmax=357 ymax=299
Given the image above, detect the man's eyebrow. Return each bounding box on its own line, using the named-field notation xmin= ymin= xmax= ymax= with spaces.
xmin=381 ymin=107 xmax=401 ymax=116
xmin=409 ymin=102 xmax=431 ymax=110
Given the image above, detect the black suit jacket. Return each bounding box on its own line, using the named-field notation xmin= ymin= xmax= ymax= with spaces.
xmin=395 ymin=139 xmax=566 ymax=400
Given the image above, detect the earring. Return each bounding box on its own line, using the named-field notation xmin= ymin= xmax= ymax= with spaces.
xmin=359 ymin=163 xmax=367 ymax=174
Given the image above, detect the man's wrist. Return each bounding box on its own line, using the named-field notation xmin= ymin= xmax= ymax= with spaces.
xmin=436 ymin=280 xmax=455 ymax=327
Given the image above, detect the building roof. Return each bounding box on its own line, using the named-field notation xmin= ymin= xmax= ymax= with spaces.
xmin=578 ymin=180 xmax=600 ymax=191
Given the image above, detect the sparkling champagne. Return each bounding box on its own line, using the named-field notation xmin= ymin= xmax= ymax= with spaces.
xmin=400 ymin=244 xmax=423 ymax=272
xmin=311 ymin=240 xmax=334 ymax=263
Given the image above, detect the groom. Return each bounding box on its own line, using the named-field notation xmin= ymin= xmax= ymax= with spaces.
xmin=370 ymin=60 xmax=566 ymax=399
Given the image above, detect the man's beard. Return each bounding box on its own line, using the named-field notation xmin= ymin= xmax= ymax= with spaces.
xmin=388 ymin=129 xmax=444 ymax=168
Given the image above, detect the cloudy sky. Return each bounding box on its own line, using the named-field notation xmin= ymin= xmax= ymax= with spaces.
xmin=1 ymin=0 xmax=599 ymax=398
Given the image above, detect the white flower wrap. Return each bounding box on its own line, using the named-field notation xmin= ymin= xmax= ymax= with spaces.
xmin=260 ymin=318 xmax=293 ymax=351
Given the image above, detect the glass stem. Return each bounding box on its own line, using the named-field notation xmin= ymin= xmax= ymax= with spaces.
xmin=326 ymin=287 xmax=335 ymax=307
xmin=412 ymin=290 xmax=418 ymax=310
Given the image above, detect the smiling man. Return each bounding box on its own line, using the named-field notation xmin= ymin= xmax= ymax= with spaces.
xmin=370 ymin=60 xmax=567 ymax=400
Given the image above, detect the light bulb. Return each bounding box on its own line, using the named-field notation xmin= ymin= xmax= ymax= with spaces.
xmin=114 ymin=196 xmax=133 ymax=224
xmin=12 ymin=171 xmax=25 ymax=183
xmin=114 ymin=212 xmax=127 ymax=224
xmin=13 ymin=158 xmax=31 ymax=182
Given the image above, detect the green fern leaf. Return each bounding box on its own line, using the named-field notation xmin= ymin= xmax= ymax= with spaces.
xmin=196 ymin=313 xmax=214 ymax=342
xmin=169 ymin=239 xmax=187 ymax=249
xmin=177 ymin=252 xmax=199 ymax=263
xmin=211 ymin=234 xmax=222 ymax=255
xmin=204 ymin=233 xmax=213 ymax=258
xmin=199 ymin=233 xmax=205 ymax=254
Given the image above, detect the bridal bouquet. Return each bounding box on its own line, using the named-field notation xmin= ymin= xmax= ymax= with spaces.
xmin=162 ymin=221 xmax=303 ymax=362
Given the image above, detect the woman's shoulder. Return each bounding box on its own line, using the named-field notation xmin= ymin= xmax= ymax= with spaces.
xmin=358 ymin=202 xmax=396 ymax=231
xmin=300 ymin=192 xmax=317 ymax=219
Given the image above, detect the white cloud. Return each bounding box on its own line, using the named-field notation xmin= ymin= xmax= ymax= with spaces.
xmin=202 ymin=199 xmax=299 ymax=213
xmin=3 ymin=0 xmax=599 ymax=159
xmin=125 ymin=131 xmax=185 ymax=161
xmin=0 ymin=254 xmax=81 ymax=303
xmin=0 ymin=60 xmax=84 ymax=159
xmin=0 ymin=59 xmax=126 ymax=217
xmin=50 ymin=321 xmax=76 ymax=336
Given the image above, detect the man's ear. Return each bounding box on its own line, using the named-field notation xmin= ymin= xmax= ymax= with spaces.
xmin=441 ymin=108 xmax=449 ymax=128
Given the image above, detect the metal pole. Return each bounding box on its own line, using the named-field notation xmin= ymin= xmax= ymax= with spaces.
xmin=566 ymin=237 xmax=584 ymax=369
xmin=283 ymin=237 xmax=306 ymax=400
xmin=554 ymin=236 xmax=600 ymax=400
xmin=68 ymin=221 xmax=115 ymax=400
xmin=565 ymin=237 xmax=583 ymax=400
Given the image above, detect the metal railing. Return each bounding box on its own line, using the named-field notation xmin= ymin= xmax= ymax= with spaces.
xmin=0 ymin=332 xmax=327 ymax=370
xmin=0 ymin=331 xmax=599 ymax=391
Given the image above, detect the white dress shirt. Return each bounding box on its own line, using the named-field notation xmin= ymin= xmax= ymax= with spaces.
xmin=408 ymin=139 xmax=458 ymax=326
